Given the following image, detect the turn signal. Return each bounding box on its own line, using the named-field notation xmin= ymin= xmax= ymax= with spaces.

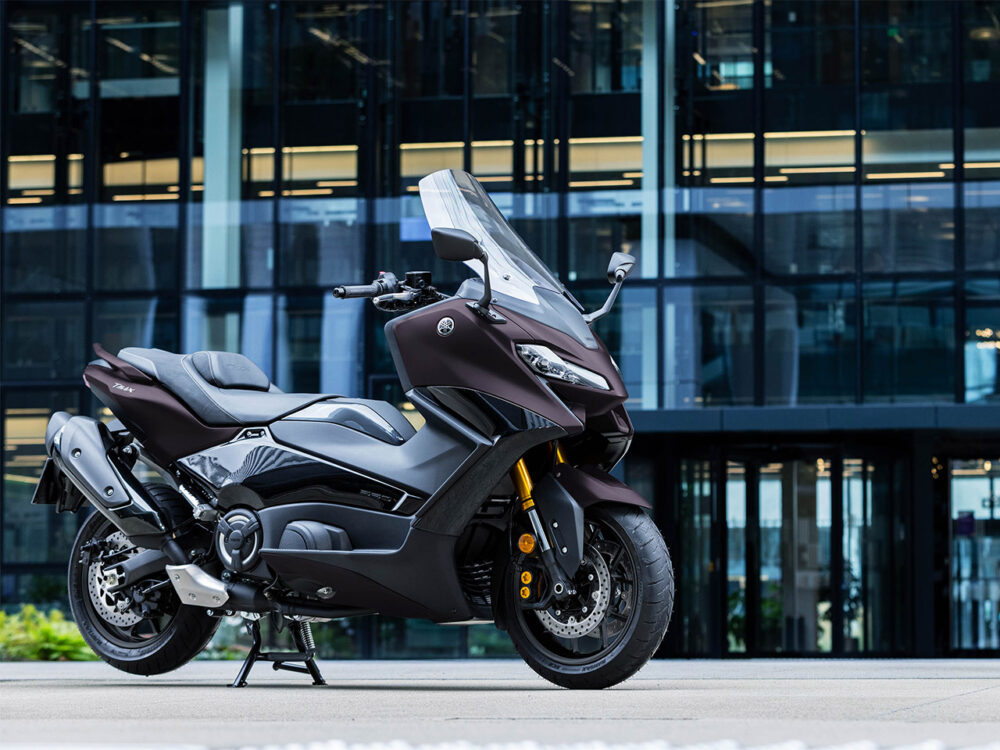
xmin=518 ymin=533 xmax=536 ymax=554
xmin=519 ymin=585 xmax=531 ymax=599
xmin=520 ymin=570 xmax=532 ymax=584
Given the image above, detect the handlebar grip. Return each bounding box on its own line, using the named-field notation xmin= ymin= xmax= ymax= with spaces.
xmin=334 ymin=283 xmax=381 ymax=299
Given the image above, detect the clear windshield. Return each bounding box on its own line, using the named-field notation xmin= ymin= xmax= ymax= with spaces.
xmin=419 ymin=169 xmax=597 ymax=349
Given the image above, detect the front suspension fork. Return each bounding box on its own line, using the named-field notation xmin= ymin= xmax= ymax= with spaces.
xmin=511 ymin=457 xmax=575 ymax=598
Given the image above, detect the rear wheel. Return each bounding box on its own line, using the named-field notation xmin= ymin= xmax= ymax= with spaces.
xmin=499 ymin=505 xmax=673 ymax=689
xmin=68 ymin=509 xmax=219 ymax=675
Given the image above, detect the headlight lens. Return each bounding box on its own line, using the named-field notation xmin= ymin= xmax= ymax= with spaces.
xmin=516 ymin=344 xmax=610 ymax=390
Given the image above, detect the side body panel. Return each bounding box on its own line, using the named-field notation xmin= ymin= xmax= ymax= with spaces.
xmin=269 ymin=414 xmax=485 ymax=499
xmin=86 ymin=363 xmax=239 ymax=464
xmin=179 ymin=432 xmax=420 ymax=514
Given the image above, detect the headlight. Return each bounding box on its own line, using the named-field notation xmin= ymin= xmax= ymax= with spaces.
xmin=516 ymin=344 xmax=610 ymax=390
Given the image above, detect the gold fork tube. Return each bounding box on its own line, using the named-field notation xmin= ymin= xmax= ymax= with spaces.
xmin=511 ymin=458 xmax=534 ymax=510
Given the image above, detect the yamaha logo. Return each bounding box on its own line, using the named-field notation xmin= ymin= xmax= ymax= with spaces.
xmin=111 ymin=382 xmax=135 ymax=394
xmin=436 ymin=317 xmax=455 ymax=336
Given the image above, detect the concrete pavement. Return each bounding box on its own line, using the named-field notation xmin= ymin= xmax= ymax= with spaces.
xmin=3 ymin=659 xmax=1000 ymax=748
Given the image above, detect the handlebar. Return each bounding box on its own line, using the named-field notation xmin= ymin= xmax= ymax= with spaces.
xmin=333 ymin=270 xmax=445 ymax=313
xmin=333 ymin=283 xmax=382 ymax=299
xmin=333 ymin=272 xmax=399 ymax=299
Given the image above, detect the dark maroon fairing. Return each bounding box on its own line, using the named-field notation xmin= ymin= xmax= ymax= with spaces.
xmin=85 ymin=363 xmax=239 ymax=464
xmin=386 ymin=298 xmax=627 ymax=432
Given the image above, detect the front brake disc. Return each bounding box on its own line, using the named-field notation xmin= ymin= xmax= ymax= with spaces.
xmin=534 ymin=546 xmax=612 ymax=638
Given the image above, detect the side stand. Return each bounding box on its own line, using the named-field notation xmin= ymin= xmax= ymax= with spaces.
xmin=230 ymin=618 xmax=326 ymax=688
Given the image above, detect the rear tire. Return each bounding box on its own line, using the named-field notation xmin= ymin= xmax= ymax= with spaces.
xmin=68 ymin=509 xmax=219 ymax=676
xmin=499 ymin=505 xmax=673 ymax=689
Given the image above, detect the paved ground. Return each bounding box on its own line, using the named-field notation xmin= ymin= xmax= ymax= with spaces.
xmin=3 ymin=660 xmax=1000 ymax=749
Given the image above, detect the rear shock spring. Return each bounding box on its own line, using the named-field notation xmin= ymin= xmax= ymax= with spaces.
xmin=300 ymin=621 xmax=316 ymax=652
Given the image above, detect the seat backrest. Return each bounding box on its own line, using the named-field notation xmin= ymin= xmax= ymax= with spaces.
xmin=189 ymin=351 xmax=270 ymax=391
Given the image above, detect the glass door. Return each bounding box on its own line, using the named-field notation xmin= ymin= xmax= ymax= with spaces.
xmin=674 ymin=448 xmax=908 ymax=657
xmin=756 ymin=459 xmax=833 ymax=653
xmin=676 ymin=459 xmax=716 ymax=655
xmin=951 ymin=458 xmax=1000 ymax=650
xmin=843 ymin=457 xmax=910 ymax=653
xmin=726 ymin=461 xmax=747 ymax=652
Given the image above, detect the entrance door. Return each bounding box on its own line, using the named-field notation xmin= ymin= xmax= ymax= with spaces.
xmin=671 ymin=449 xmax=909 ymax=656
xmin=756 ymin=459 xmax=833 ymax=653
xmin=950 ymin=458 xmax=1000 ymax=650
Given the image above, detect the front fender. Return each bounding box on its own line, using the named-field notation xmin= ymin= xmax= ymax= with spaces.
xmin=533 ymin=464 xmax=651 ymax=574
xmin=552 ymin=464 xmax=652 ymax=510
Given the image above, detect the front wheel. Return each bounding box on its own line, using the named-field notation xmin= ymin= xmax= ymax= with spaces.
xmin=498 ymin=505 xmax=673 ymax=689
xmin=68 ymin=509 xmax=219 ymax=675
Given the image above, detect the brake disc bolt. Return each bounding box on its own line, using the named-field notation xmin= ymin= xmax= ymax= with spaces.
xmin=588 ymin=573 xmax=594 ymax=581
xmin=582 ymin=606 xmax=588 ymax=613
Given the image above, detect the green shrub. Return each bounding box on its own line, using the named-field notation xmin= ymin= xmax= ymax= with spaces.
xmin=0 ymin=605 xmax=97 ymax=661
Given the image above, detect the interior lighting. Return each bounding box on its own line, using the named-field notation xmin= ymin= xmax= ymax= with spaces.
xmin=568 ymin=136 xmax=643 ymax=144
xmin=866 ymin=171 xmax=945 ymax=180
xmin=764 ymin=130 xmax=855 ymax=139
xmin=400 ymin=142 xmax=464 ymax=151
xmin=281 ymin=188 xmax=333 ymax=196
xmin=779 ymin=166 xmax=856 ymax=174
xmin=568 ymin=179 xmax=634 ymax=188
xmin=282 ymin=145 xmax=357 ymax=153
xmin=704 ymin=132 xmax=753 ymax=141
xmin=709 ymin=176 xmax=754 ymax=183
xmin=8 ymin=154 xmax=55 ymax=162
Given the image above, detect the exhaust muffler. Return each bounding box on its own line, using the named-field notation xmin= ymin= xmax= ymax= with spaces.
xmin=45 ymin=413 xmax=167 ymax=540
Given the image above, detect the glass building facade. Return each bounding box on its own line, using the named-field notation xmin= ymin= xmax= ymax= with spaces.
xmin=3 ymin=0 xmax=1000 ymax=657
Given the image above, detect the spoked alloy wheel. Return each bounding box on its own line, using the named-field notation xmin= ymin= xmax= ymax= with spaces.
xmin=501 ymin=505 xmax=673 ymax=689
xmin=69 ymin=509 xmax=219 ymax=675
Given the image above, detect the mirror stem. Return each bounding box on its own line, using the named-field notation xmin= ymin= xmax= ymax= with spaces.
xmin=583 ymin=278 xmax=624 ymax=325
xmin=468 ymin=253 xmax=506 ymax=323
xmin=478 ymin=254 xmax=493 ymax=310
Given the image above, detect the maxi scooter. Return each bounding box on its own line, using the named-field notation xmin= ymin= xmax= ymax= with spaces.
xmin=33 ymin=168 xmax=673 ymax=689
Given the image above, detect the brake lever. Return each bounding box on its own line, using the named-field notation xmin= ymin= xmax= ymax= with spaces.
xmin=373 ymin=290 xmax=419 ymax=312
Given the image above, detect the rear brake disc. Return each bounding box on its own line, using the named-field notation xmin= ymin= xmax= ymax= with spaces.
xmin=86 ymin=531 xmax=144 ymax=628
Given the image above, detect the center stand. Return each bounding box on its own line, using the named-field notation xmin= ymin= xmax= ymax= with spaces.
xmin=230 ymin=617 xmax=326 ymax=688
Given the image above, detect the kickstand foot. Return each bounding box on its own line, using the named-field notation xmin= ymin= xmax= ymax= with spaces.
xmin=230 ymin=618 xmax=325 ymax=687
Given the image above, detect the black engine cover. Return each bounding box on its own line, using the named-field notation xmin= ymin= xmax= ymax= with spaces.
xmin=216 ymin=509 xmax=263 ymax=572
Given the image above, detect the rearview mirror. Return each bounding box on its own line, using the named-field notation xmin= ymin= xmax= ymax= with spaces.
xmin=607 ymin=251 xmax=635 ymax=284
xmin=429 ymin=226 xmax=504 ymax=323
xmin=431 ymin=227 xmax=485 ymax=263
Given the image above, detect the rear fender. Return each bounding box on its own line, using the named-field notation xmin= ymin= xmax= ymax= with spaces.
xmin=532 ymin=464 xmax=651 ymax=575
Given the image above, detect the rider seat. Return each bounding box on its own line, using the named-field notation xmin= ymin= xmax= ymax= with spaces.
xmin=115 ymin=348 xmax=416 ymax=443
xmin=117 ymin=347 xmax=330 ymax=427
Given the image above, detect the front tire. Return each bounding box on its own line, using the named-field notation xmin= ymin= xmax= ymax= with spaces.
xmin=68 ymin=510 xmax=219 ymax=676
xmin=499 ymin=505 xmax=673 ymax=689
